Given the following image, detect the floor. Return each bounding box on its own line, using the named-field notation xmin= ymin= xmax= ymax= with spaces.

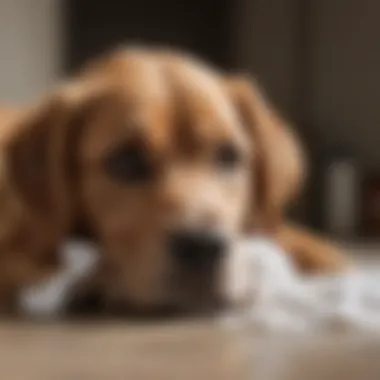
xmin=0 ymin=320 xmax=251 ymax=380
xmin=3 ymin=318 xmax=380 ymax=380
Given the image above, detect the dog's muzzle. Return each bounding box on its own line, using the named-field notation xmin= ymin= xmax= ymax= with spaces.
xmin=168 ymin=228 xmax=226 ymax=271
xmin=167 ymin=228 xmax=228 ymax=312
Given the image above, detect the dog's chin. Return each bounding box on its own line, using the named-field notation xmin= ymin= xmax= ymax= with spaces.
xmin=66 ymin=284 xmax=229 ymax=320
xmin=66 ymin=262 xmax=245 ymax=319
xmin=166 ymin=282 xmax=228 ymax=317
xmin=111 ymin=297 xmax=227 ymax=320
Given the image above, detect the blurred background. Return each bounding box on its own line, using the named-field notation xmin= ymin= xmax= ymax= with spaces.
xmin=0 ymin=0 xmax=379 ymax=242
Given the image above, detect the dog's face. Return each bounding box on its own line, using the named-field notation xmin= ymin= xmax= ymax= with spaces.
xmin=5 ymin=49 xmax=304 ymax=314
xmin=77 ymin=54 xmax=253 ymax=311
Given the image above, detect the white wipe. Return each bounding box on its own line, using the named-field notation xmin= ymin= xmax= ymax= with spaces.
xmin=224 ymin=238 xmax=380 ymax=334
xmin=19 ymin=240 xmax=99 ymax=317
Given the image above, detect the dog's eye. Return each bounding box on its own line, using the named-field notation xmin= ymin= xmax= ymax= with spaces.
xmin=214 ymin=143 xmax=241 ymax=170
xmin=105 ymin=144 xmax=153 ymax=183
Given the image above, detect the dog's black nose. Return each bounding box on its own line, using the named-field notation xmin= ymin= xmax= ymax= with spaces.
xmin=168 ymin=229 xmax=226 ymax=269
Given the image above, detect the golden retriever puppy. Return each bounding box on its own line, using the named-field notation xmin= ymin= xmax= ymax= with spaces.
xmin=0 ymin=48 xmax=346 ymax=314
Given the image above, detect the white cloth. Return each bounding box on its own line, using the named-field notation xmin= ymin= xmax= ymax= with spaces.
xmin=19 ymin=240 xmax=99 ymax=317
xmin=224 ymin=238 xmax=380 ymax=335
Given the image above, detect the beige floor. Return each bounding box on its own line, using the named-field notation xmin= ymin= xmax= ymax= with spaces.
xmin=2 ymin=319 xmax=380 ymax=380
xmin=0 ymin=320 xmax=251 ymax=380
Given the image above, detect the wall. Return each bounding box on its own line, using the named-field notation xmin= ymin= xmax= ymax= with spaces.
xmin=236 ymin=0 xmax=380 ymax=171
xmin=0 ymin=0 xmax=61 ymax=105
xmin=311 ymin=0 xmax=380 ymax=170
xmin=234 ymin=0 xmax=299 ymax=121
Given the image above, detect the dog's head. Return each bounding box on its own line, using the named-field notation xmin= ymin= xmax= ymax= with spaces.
xmin=4 ymin=48 xmax=304 ymax=313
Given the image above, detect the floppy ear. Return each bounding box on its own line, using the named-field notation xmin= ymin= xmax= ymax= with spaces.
xmin=226 ymin=76 xmax=305 ymax=233
xmin=3 ymin=83 xmax=94 ymax=243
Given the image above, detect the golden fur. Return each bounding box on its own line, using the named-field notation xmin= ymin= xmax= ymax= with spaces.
xmin=0 ymin=48 xmax=347 ymax=313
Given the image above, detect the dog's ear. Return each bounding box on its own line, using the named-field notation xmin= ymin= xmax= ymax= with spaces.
xmin=3 ymin=82 xmax=97 ymax=239
xmin=226 ymin=76 xmax=305 ymax=233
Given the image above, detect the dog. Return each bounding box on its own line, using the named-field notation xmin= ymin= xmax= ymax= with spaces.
xmin=0 ymin=48 xmax=347 ymax=315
